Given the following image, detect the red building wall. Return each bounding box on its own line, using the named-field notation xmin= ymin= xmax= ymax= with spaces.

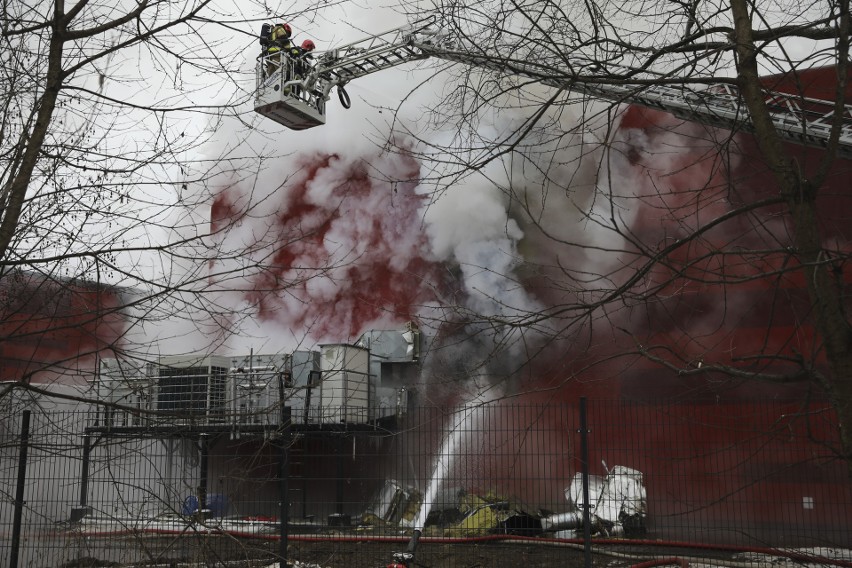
xmin=0 ymin=271 xmax=125 ymax=385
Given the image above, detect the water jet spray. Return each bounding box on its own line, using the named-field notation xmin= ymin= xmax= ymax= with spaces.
xmin=388 ymin=390 xmax=500 ymax=567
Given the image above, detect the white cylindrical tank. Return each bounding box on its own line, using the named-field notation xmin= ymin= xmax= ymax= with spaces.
xmin=318 ymin=344 xmax=370 ymax=423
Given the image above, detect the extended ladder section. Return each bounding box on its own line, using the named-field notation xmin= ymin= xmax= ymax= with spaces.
xmin=256 ymin=18 xmax=852 ymax=159
xmin=311 ymin=21 xmax=433 ymax=87
xmin=418 ymin=46 xmax=852 ymax=159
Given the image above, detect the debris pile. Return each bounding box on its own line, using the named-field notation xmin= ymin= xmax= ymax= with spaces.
xmin=361 ymin=465 xmax=647 ymax=540
xmin=551 ymin=464 xmax=647 ymax=538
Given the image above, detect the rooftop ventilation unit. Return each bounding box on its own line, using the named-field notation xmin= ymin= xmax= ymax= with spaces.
xmin=154 ymin=355 xmax=230 ymax=422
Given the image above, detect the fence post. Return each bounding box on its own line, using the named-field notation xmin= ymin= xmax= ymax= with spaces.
xmin=79 ymin=434 xmax=91 ymax=507
xmin=69 ymin=433 xmax=94 ymax=523
xmin=336 ymin=437 xmax=345 ymax=515
xmin=578 ymin=397 xmax=592 ymax=568
xmin=278 ymin=406 xmax=292 ymax=564
xmin=198 ymin=433 xmax=209 ymax=517
xmin=9 ymin=409 xmax=31 ymax=568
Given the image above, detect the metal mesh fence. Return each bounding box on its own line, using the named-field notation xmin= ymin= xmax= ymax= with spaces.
xmin=0 ymin=398 xmax=849 ymax=568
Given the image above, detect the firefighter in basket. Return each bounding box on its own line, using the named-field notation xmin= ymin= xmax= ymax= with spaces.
xmin=283 ymin=40 xmax=316 ymax=96
xmin=261 ymin=22 xmax=293 ymax=77
xmin=290 ymin=39 xmax=316 ymax=79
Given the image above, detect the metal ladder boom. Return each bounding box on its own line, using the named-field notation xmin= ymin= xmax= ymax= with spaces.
xmin=310 ymin=18 xmax=435 ymax=95
xmin=415 ymin=45 xmax=852 ymax=159
xmin=303 ymin=21 xmax=852 ymax=158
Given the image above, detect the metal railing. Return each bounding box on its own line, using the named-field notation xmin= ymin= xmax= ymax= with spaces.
xmin=1 ymin=398 xmax=849 ymax=567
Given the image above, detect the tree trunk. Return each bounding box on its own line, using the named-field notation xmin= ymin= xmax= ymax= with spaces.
xmin=0 ymin=17 xmax=65 ymax=261
xmin=730 ymin=0 xmax=852 ymax=473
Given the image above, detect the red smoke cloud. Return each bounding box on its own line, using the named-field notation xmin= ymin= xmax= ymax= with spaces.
xmin=490 ymin=66 xmax=852 ymax=405
xmin=596 ymin=67 xmax=852 ymax=401
xmin=212 ymin=150 xmax=447 ymax=342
